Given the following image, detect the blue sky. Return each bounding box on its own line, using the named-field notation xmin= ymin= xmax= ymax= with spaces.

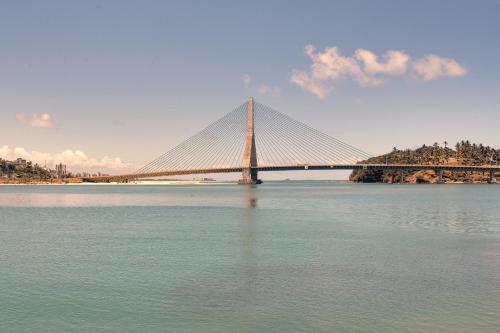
xmin=1 ymin=1 xmax=499 ymax=176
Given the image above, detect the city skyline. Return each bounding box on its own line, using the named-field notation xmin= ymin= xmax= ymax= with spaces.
xmin=1 ymin=1 xmax=499 ymax=175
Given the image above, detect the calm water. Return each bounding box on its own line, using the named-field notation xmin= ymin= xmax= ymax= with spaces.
xmin=1 ymin=182 xmax=500 ymax=332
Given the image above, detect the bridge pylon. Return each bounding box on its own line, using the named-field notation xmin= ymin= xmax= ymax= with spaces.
xmin=239 ymin=97 xmax=262 ymax=184
xmin=489 ymin=170 xmax=497 ymax=184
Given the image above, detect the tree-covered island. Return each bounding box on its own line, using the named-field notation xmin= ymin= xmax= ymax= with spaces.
xmin=350 ymin=141 xmax=499 ymax=184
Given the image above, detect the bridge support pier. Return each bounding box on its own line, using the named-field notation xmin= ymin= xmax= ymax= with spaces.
xmin=400 ymin=170 xmax=405 ymax=184
xmin=239 ymin=167 xmax=261 ymax=184
xmin=436 ymin=169 xmax=443 ymax=184
xmin=489 ymin=171 xmax=497 ymax=184
xmin=239 ymin=97 xmax=262 ymax=185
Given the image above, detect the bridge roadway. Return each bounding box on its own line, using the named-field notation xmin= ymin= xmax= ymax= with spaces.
xmin=81 ymin=164 xmax=500 ymax=182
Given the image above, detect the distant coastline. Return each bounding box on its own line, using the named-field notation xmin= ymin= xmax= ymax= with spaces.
xmin=1 ymin=157 xmax=220 ymax=184
xmin=0 ymin=178 xmax=217 ymax=185
xmin=3 ymin=140 xmax=499 ymax=185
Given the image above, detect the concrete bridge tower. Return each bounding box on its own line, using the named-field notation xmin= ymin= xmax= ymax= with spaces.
xmin=239 ymin=97 xmax=262 ymax=184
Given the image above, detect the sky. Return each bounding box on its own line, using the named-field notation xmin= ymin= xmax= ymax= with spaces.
xmin=1 ymin=0 xmax=499 ymax=179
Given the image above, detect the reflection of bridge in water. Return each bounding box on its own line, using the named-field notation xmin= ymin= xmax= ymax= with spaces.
xmin=84 ymin=97 xmax=499 ymax=184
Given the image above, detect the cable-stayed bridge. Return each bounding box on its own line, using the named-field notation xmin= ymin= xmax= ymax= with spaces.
xmin=84 ymin=97 xmax=499 ymax=184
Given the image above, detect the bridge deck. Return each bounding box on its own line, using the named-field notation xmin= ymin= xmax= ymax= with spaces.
xmin=82 ymin=164 xmax=500 ymax=182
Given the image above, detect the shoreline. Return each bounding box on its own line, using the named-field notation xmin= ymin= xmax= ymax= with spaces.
xmin=0 ymin=180 xmax=221 ymax=186
xmin=0 ymin=180 xmax=497 ymax=185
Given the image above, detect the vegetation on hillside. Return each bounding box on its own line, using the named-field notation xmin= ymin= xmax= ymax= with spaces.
xmin=0 ymin=158 xmax=53 ymax=182
xmin=350 ymin=141 xmax=499 ymax=184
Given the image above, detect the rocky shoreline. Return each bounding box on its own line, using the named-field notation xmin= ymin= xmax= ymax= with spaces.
xmin=350 ymin=169 xmax=497 ymax=184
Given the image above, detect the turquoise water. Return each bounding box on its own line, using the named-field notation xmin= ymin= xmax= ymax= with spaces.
xmin=1 ymin=182 xmax=500 ymax=332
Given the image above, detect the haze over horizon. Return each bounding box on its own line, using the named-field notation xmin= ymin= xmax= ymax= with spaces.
xmin=1 ymin=1 xmax=499 ymax=178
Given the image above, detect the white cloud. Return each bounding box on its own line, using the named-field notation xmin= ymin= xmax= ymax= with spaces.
xmin=304 ymin=45 xmax=380 ymax=86
xmin=243 ymin=73 xmax=252 ymax=88
xmin=16 ymin=113 xmax=54 ymax=128
xmin=0 ymin=146 xmax=11 ymax=159
xmin=291 ymin=45 xmax=467 ymax=98
xmin=290 ymin=70 xmax=328 ymax=99
xmin=355 ymin=49 xmax=409 ymax=75
xmin=257 ymin=84 xmax=281 ymax=97
xmin=412 ymin=54 xmax=467 ymax=81
xmin=244 ymin=73 xmax=283 ymax=98
xmin=0 ymin=145 xmax=130 ymax=172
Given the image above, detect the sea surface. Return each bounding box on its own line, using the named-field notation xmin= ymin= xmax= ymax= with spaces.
xmin=1 ymin=182 xmax=500 ymax=332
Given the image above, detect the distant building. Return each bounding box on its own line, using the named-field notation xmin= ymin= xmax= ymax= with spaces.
xmin=55 ymin=163 xmax=67 ymax=178
xmin=15 ymin=158 xmax=27 ymax=167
